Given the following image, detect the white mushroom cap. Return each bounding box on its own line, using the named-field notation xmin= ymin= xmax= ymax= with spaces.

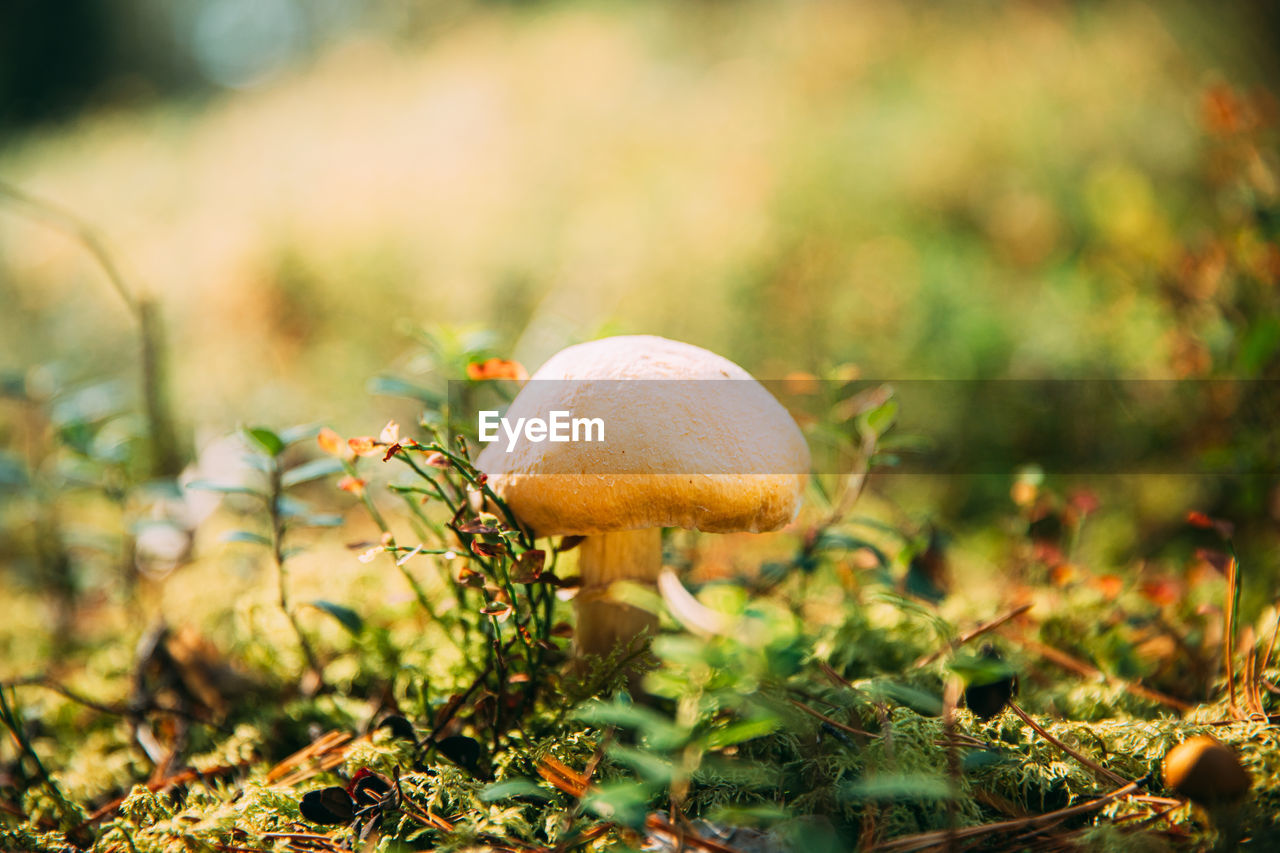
xmin=476 ymin=335 xmax=810 ymax=537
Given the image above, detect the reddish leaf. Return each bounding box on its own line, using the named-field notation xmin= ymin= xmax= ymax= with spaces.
xmin=458 ymin=519 xmax=502 ymax=535
xmin=1186 ymin=511 xmax=1234 ymax=538
xmin=317 ymin=427 xmax=345 ymax=457
xmin=471 ymin=540 xmax=507 ymax=558
xmin=1093 ymin=574 xmax=1124 ymax=599
xmin=510 ymin=549 xmax=546 ymax=583
xmin=349 ymin=436 xmax=379 ymax=456
xmin=480 ymin=602 xmax=513 ymax=621
xmin=1140 ymin=577 xmax=1182 ymax=607
xmin=466 ymin=358 xmax=529 ymax=382
xmin=1068 ymin=489 xmax=1100 ymax=516
xmin=1195 ymin=548 xmax=1232 ymax=575
xmin=337 ymin=476 xmax=366 ymax=496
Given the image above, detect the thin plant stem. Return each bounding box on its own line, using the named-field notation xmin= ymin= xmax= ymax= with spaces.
xmin=0 ymin=180 xmax=183 ymax=477
xmin=268 ymin=456 xmax=322 ymax=684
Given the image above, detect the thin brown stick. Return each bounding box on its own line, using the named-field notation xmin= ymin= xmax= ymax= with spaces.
xmin=1242 ymin=627 xmax=1265 ymax=716
xmin=0 ymin=180 xmax=138 ymax=313
xmin=941 ymin=676 xmax=963 ymax=853
xmin=1207 ymin=713 xmax=1280 ymax=726
xmin=787 ymin=697 xmax=875 ymax=738
xmin=1260 ymin=604 xmax=1280 ymax=676
xmin=819 ymin=660 xmax=855 ymax=690
xmin=265 ymin=730 xmax=361 ymax=788
xmin=1224 ymin=556 xmax=1241 ymax=719
xmin=913 ymin=603 xmax=1033 ymax=668
xmin=1016 ymin=638 xmax=1193 ymax=712
xmin=870 ymin=781 xmax=1140 ymax=852
xmin=645 ymin=813 xmax=748 ymax=853
xmin=75 ymin=761 xmax=248 ymax=829
xmin=0 ymin=180 xmax=184 ymax=476
xmin=1008 ymin=702 xmax=1130 ymax=788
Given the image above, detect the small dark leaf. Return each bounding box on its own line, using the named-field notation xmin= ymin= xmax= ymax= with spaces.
xmin=309 ymin=600 xmax=364 ymax=635
xmin=557 ymin=535 xmax=586 ymax=553
xmin=434 ymin=735 xmax=483 ymax=775
xmin=964 ymin=679 xmax=1016 ymax=720
xmin=300 ymin=787 xmax=355 ymax=824
xmin=377 ymin=715 xmax=416 ymax=742
xmin=347 ymin=768 xmax=393 ymax=807
xmin=955 ymin=646 xmax=1018 ymax=720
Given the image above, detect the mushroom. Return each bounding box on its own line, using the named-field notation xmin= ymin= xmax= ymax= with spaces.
xmin=475 ymin=335 xmax=809 ymax=658
xmin=1163 ymin=736 xmax=1251 ymax=806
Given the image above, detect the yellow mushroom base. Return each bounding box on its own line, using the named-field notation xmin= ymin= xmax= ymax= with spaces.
xmin=573 ymin=528 xmax=663 ymax=659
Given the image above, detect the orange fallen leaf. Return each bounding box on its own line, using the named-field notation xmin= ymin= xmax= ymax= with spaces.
xmin=466 ymin=358 xmax=528 ymax=382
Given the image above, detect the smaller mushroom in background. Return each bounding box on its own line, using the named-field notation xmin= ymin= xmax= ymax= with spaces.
xmin=1163 ymin=735 xmax=1252 ymax=848
xmin=475 ymin=335 xmax=810 ymax=666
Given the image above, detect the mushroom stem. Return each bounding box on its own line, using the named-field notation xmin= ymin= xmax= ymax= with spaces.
xmin=574 ymin=528 xmax=663 ymax=657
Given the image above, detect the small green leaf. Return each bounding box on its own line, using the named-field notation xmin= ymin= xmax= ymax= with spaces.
xmin=278 ymin=423 xmax=321 ymax=446
xmin=246 ymin=427 xmax=285 ymax=457
xmin=842 ymin=773 xmax=953 ymax=801
xmin=0 ymin=371 xmax=26 ymax=399
xmin=706 ymin=804 xmax=791 ymax=826
xmin=367 ymin=375 xmax=444 ymax=405
xmin=0 ymin=451 xmax=29 ymax=490
xmin=282 ymin=457 xmax=345 ymax=488
xmin=949 ymin=653 xmax=1016 ymax=687
xmin=812 ymin=531 xmax=889 ymax=567
xmin=870 ymin=681 xmax=943 ymax=717
xmin=962 ymin=749 xmax=1011 ymax=772
xmin=302 ymin=513 xmax=344 ymax=528
xmin=605 ymin=744 xmax=674 ymax=784
xmin=858 ymin=396 xmax=898 ymax=441
xmin=186 ymin=479 xmax=261 ymax=499
xmin=704 ymin=716 xmax=779 ymax=749
xmin=582 ymin=780 xmax=655 ymax=830
xmin=479 ymin=778 xmax=548 ymax=803
xmin=309 ymin=600 xmax=364 ymax=635
xmin=276 ymin=495 xmax=312 ymax=518
xmin=221 ymin=530 xmax=272 ymax=547
xmin=573 ymin=700 xmax=688 ymax=750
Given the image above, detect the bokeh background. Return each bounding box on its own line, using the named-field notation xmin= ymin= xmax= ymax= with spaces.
xmin=2 ymin=1 xmax=1280 ymax=654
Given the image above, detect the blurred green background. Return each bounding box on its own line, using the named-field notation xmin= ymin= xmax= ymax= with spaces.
xmin=2 ymin=0 xmax=1279 ymax=610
